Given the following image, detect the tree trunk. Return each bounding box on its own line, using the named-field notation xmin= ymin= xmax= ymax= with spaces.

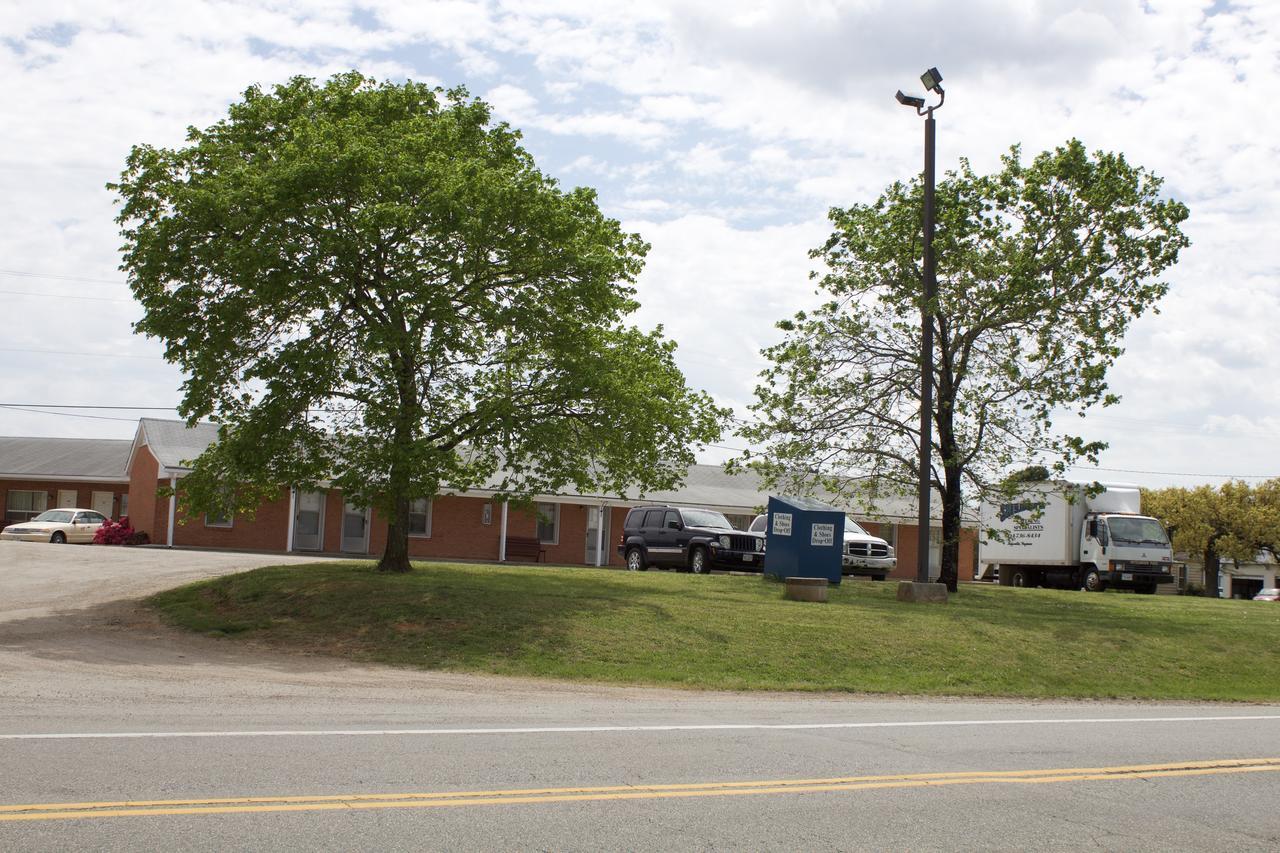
xmin=939 ymin=464 xmax=962 ymax=593
xmin=1202 ymin=541 xmax=1220 ymax=598
xmin=377 ymin=494 xmax=413 ymax=573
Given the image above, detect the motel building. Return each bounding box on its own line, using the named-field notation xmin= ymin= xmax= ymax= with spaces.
xmin=2 ymin=418 xmax=976 ymax=579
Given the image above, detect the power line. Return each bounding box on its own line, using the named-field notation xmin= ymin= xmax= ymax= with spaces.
xmin=0 ymin=268 xmax=126 ymax=286
xmin=0 ymin=404 xmax=180 ymax=410
xmin=0 ymin=406 xmax=143 ymax=422
xmin=0 ymin=289 xmax=134 ymax=304
xmin=1066 ymin=465 xmax=1279 ymax=480
xmin=0 ymin=347 xmax=163 ymax=361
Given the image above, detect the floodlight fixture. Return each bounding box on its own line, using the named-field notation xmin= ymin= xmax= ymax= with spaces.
xmin=921 ymin=67 xmax=943 ymax=93
xmin=895 ymin=90 xmax=926 ymax=109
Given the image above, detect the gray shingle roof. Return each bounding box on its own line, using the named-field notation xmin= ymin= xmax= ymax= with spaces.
xmin=0 ymin=436 xmax=131 ymax=481
xmin=135 ymin=418 xmax=220 ymax=471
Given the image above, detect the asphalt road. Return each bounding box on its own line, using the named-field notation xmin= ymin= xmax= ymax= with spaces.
xmin=1 ymin=541 xmax=1278 ymax=850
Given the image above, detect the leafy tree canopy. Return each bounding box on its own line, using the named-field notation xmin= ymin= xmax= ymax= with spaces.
xmin=735 ymin=140 xmax=1189 ymax=590
xmin=1144 ymin=480 xmax=1280 ymax=594
xmin=112 ymin=73 xmax=725 ymax=570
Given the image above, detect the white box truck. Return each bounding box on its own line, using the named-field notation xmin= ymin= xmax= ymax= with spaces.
xmin=978 ymin=482 xmax=1174 ymax=593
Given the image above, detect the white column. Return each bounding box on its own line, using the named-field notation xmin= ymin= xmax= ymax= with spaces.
xmin=285 ymin=488 xmax=297 ymax=552
xmin=166 ymin=474 xmax=177 ymax=548
xmin=498 ymin=501 xmax=509 ymax=561
xmin=595 ymin=503 xmax=606 ymax=567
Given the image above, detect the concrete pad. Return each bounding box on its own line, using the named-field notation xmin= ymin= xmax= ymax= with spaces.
xmin=896 ymin=581 xmax=949 ymax=603
xmin=784 ymin=577 xmax=829 ymax=602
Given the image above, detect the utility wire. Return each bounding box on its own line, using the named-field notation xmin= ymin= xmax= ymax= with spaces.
xmin=0 ymin=289 xmax=134 ymax=303
xmin=0 ymin=405 xmax=143 ymax=422
xmin=0 ymin=267 xmax=126 ymax=286
xmin=0 ymin=347 xmax=163 ymax=361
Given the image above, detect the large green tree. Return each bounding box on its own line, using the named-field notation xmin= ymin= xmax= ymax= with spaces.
xmin=1145 ymin=480 xmax=1280 ymax=595
xmin=112 ymin=73 xmax=724 ymax=572
xmin=736 ymin=141 xmax=1189 ymax=591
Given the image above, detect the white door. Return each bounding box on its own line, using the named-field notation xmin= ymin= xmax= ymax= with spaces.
xmin=341 ymin=501 xmax=369 ymax=554
xmin=57 ymin=489 xmax=77 ymax=509
xmin=585 ymin=506 xmax=611 ymax=566
xmin=293 ymin=491 xmax=325 ymax=551
xmin=91 ymin=491 xmax=114 ymax=519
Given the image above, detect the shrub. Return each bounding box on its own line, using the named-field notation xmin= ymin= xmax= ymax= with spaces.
xmin=128 ymin=530 xmax=150 ymax=546
xmin=94 ymin=517 xmax=136 ymax=545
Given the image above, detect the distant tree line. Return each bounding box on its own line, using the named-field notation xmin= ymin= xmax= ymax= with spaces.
xmin=1143 ymin=480 xmax=1280 ymax=595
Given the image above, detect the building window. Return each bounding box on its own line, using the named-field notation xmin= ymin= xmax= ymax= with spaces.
xmin=120 ymin=493 xmax=130 ymax=518
xmin=6 ymin=490 xmax=49 ymax=525
xmin=408 ymin=498 xmax=432 ymax=537
xmin=204 ymin=511 xmax=233 ymax=528
xmin=536 ymin=502 xmax=559 ymax=545
xmin=482 ymin=503 xmax=493 ymax=526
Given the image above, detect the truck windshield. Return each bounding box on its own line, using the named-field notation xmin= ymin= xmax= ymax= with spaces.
xmin=844 ymin=515 xmax=869 ymax=536
xmin=1106 ymin=516 xmax=1170 ymax=547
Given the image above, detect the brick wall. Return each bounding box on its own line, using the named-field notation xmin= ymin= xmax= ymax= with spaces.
xmin=127 ymin=444 xmax=161 ymax=541
xmin=1 ymin=479 xmax=128 ymax=525
xmin=170 ymin=486 xmax=291 ymax=552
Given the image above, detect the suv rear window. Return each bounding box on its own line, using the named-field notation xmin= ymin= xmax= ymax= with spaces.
xmin=625 ymin=508 xmax=645 ymax=530
xmin=642 ymin=509 xmax=664 ymax=528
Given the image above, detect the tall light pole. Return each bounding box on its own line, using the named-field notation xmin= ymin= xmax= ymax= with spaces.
xmin=896 ymin=67 xmax=945 ymax=585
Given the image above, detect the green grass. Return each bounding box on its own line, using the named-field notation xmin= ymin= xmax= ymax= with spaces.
xmin=146 ymin=562 xmax=1280 ymax=701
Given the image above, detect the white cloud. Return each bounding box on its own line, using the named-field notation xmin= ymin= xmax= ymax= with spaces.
xmin=1 ymin=0 xmax=1278 ymax=491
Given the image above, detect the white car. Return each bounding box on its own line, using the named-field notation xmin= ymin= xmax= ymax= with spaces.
xmin=749 ymin=513 xmax=896 ymax=579
xmin=1 ymin=508 xmax=109 ymax=543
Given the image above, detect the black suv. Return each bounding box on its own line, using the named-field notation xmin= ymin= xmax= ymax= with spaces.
xmin=617 ymin=506 xmax=765 ymax=574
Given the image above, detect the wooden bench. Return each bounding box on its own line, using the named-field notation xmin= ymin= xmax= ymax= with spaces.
xmin=505 ymin=536 xmax=546 ymax=563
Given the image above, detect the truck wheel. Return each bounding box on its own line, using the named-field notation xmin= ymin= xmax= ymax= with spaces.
xmin=1082 ymin=570 xmax=1105 ymax=592
xmin=1137 ymin=583 xmax=1157 ymax=595
xmin=690 ymin=547 xmax=710 ymax=574
xmin=1008 ymin=568 xmax=1032 ymax=588
xmin=625 ymin=548 xmax=645 ymax=572
xmin=873 ymin=574 xmax=886 ymax=582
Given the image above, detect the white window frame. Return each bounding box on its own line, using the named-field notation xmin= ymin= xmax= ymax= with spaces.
xmin=6 ymin=489 xmax=49 ymax=523
xmin=536 ymin=502 xmax=559 ymax=545
xmin=408 ymin=498 xmax=433 ymax=538
xmin=120 ymin=493 xmax=130 ymax=518
xmin=204 ymin=511 xmax=233 ymax=529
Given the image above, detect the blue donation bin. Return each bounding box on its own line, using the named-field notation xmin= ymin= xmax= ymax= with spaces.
xmin=763 ymin=495 xmax=846 ymax=585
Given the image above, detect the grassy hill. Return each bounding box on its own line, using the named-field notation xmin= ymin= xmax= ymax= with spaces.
xmin=148 ymin=561 xmax=1280 ymax=701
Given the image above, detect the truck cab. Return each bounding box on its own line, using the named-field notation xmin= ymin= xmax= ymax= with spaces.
xmin=1079 ymin=512 xmax=1174 ymax=593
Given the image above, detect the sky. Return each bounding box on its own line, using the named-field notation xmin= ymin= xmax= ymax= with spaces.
xmin=1 ymin=0 xmax=1277 ymax=491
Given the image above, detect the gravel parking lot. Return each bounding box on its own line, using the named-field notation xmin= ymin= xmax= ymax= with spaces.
xmin=0 ymin=540 xmax=349 ymax=624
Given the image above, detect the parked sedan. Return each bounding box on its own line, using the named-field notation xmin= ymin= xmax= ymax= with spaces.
xmin=1 ymin=509 xmax=109 ymax=543
xmin=1253 ymin=588 xmax=1280 ymax=602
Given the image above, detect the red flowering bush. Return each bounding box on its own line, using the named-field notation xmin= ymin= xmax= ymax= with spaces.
xmin=93 ymin=517 xmax=136 ymax=545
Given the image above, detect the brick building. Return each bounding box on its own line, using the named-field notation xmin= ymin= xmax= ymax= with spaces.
xmin=0 ymin=436 xmax=131 ymax=526
xmin=9 ymin=418 xmax=976 ymax=578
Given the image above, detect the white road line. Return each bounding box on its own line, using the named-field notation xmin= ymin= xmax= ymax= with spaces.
xmin=1 ymin=715 xmax=1278 ymax=740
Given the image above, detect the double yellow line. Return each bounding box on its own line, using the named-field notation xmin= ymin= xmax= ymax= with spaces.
xmin=2 ymin=758 xmax=1277 ymax=822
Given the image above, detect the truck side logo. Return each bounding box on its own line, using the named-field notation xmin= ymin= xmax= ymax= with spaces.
xmin=999 ymin=501 xmax=1045 ymax=522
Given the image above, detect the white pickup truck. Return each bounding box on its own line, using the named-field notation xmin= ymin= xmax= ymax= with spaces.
xmin=750 ymin=513 xmax=896 ymax=580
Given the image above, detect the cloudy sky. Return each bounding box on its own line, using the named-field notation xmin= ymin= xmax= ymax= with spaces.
xmin=2 ymin=0 xmax=1277 ymax=490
